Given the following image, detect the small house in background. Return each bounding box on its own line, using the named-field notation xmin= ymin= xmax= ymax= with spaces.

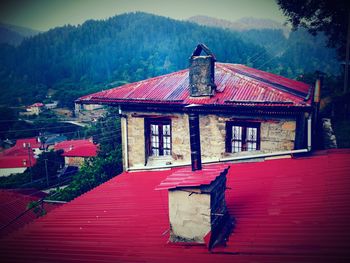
xmin=0 ymin=138 xmax=40 ymax=177
xmin=38 ymin=132 xmax=67 ymax=151
xmin=26 ymin=103 xmax=45 ymax=115
xmin=44 ymin=101 xmax=58 ymax=109
xmin=77 ymin=44 xmax=315 ymax=170
xmin=54 ymin=139 xmax=98 ymax=167
xmin=74 ymin=103 xmax=106 ymax=122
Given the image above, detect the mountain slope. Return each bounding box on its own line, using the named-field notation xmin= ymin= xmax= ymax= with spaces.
xmin=188 ymin=15 xmax=290 ymax=36
xmin=0 ymin=12 xmax=269 ymax=107
xmin=189 ymin=15 xmax=340 ymax=76
xmin=0 ymin=23 xmax=41 ymax=46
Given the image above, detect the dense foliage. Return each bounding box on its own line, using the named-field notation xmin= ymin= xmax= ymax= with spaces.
xmin=239 ymin=27 xmax=339 ymax=77
xmin=0 ymin=12 xmax=340 ymax=109
xmin=0 ymin=108 xmax=81 ymax=140
xmin=0 ymin=150 xmax=64 ymax=189
xmin=0 ymin=12 xmax=270 ymax=108
xmin=50 ymin=108 xmax=122 ymax=201
xmin=277 ymin=0 xmax=349 ymax=58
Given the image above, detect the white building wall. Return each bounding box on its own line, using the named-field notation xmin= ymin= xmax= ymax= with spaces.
xmin=0 ymin=167 xmax=27 ymax=177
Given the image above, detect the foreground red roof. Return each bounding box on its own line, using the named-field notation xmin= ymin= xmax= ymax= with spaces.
xmin=77 ymin=63 xmax=312 ymax=109
xmin=54 ymin=139 xmax=98 ymax=157
xmin=0 ymin=190 xmax=61 ymax=237
xmin=1 ymin=150 xmax=350 ymax=262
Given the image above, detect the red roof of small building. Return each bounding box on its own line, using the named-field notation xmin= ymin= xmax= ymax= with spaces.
xmin=77 ymin=63 xmax=312 ymax=109
xmin=28 ymin=103 xmax=44 ymax=108
xmin=0 ymin=138 xmax=38 ymax=169
xmin=0 ymin=155 xmax=36 ymax=169
xmin=54 ymin=139 xmax=98 ymax=157
xmin=1 ymin=150 xmax=349 ymax=262
xmin=14 ymin=137 xmax=41 ymax=149
xmin=0 ymin=190 xmax=61 ymax=237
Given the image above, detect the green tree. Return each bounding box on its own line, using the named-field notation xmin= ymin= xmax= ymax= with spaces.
xmin=277 ymin=0 xmax=349 ymax=58
xmin=51 ymin=107 xmax=122 ymax=201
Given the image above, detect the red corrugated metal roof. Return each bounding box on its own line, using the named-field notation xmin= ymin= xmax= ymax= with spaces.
xmin=0 ymin=155 xmax=36 ymax=169
xmin=54 ymin=139 xmax=98 ymax=157
xmin=77 ymin=63 xmax=312 ymax=108
xmin=1 ymin=150 xmax=349 ymax=262
xmin=14 ymin=138 xmax=41 ymax=150
xmin=0 ymin=190 xmax=61 ymax=237
xmin=156 ymin=163 xmax=229 ymax=190
xmin=28 ymin=103 xmax=44 ymax=108
xmin=0 ymin=140 xmax=37 ymax=169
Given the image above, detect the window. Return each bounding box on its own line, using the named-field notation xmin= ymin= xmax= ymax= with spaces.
xmin=226 ymin=121 xmax=260 ymax=153
xmin=145 ymin=119 xmax=171 ymax=157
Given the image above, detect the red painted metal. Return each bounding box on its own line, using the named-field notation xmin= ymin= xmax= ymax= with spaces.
xmin=0 ymin=138 xmax=39 ymax=168
xmin=77 ymin=63 xmax=312 ymax=108
xmin=155 ymin=163 xmax=229 ymax=190
xmin=1 ymin=150 xmax=350 ymax=262
xmin=13 ymin=138 xmax=41 ymax=149
xmin=54 ymin=139 xmax=98 ymax=157
xmin=0 ymin=190 xmax=61 ymax=237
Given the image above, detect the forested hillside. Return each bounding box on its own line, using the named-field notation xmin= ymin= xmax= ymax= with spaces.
xmin=0 ymin=23 xmax=40 ymax=46
xmin=0 ymin=12 xmax=271 ymax=108
xmin=190 ymin=16 xmax=340 ymax=77
xmin=0 ymin=12 xmax=340 ymax=108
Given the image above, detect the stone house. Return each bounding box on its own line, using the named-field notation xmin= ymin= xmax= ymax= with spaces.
xmin=76 ymin=44 xmax=314 ymax=170
xmin=26 ymin=103 xmax=44 ymax=115
xmin=54 ymin=139 xmax=98 ymax=167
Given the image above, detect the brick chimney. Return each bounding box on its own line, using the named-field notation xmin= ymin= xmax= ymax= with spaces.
xmin=156 ymin=164 xmax=232 ymax=249
xmin=189 ymin=44 xmax=216 ymax=97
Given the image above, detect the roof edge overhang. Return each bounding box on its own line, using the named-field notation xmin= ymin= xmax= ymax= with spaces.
xmin=77 ymin=99 xmax=312 ymax=115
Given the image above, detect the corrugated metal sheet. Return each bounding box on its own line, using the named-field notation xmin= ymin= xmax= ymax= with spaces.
xmin=0 ymin=139 xmax=38 ymax=168
xmin=54 ymin=139 xmax=98 ymax=157
xmin=1 ymin=150 xmax=349 ymax=262
xmin=77 ymin=63 xmax=312 ymax=108
xmin=155 ymin=163 xmax=229 ymax=190
xmin=0 ymin=190 xmax=61 ymax=237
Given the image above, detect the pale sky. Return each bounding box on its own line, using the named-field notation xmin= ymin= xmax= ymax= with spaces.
xmin=0 ymin=0 xmax=287 ymax=31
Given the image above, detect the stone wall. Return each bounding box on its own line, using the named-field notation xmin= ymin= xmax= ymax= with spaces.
xmin=168 ymin=172 xmax=229 ymax=244
xmin=200 ymin=114 xmax=297 ymax=160
xmin=200 ymin=114 xmax=226 ymax=160
xmin=65 ymin=156 xmax=86 ymax=167
xmin=125 ymin=113 xmax=145 ymax=168
xmin=169 ymin=189 xmax=211 ymax=243
xmin=122 ymin=111 xmax=297 ymax=169
xmin=260 ymin=120 xmax=296 ymax=152
xmin=171 ymin=114 xmax=191 ymax=162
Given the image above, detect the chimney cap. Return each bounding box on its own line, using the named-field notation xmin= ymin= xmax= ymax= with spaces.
xmin=155 ymin=164 xmax=230 ymax=191
xmin=191 ymin=43 xmax=216 ymax=61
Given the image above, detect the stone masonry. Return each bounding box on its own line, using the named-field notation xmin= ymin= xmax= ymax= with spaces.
xmin=122 ymin=111 xmax=297 ymax=169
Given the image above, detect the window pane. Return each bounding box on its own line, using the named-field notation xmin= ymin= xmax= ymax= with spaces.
xmin=232 ymin=126 xmax=242 ymax=140
xmin=149 ymin=121 xmax=171 ymax=157
xmin=247 ymin=142 xmax=257 ymax=151
xmin=163 ymin=125 xmax=170 ymax=135
xmin=247 ymin=127 xmax=257 ymax=141
xmin=233 ymin=141 xmax=242 ymax=153
xmin=151 ymin=124 xmax=159 ymax=135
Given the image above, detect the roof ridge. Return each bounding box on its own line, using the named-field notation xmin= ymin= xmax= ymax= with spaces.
xmin=217 ymin=63 xmax=310 ymax=99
